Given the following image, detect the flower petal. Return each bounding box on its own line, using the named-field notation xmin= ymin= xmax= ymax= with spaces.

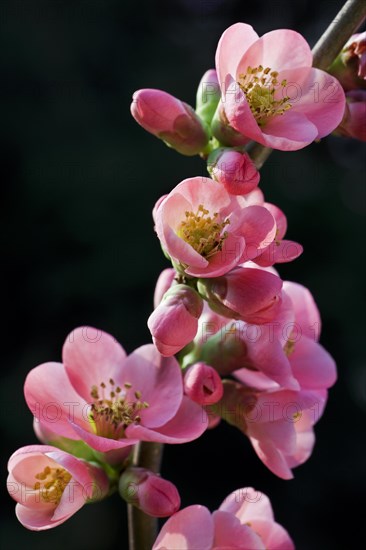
xmin=126 ymin=397 xmax=208 ymax=444
xmin=236 ymin=29 xmax=312 ymax=76
xmin=24 ymin=362 xmax=88 ymax=440
xmin=62 ymin=327 xmax=127 ymax=402
xmin=212 ymin=510 xmax=264 ymax=549
xmin=152 ymin=505 xmax=214 ymax=550
xmin=215 ymin=23 xmax=259 ymax=86
xmin=219 ymin=487 xmax=274 ymax=523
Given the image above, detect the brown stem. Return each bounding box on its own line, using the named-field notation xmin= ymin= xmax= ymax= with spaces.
xmin=127 ymin=442 xmax=164 ymax=550
xmin=250 ymin=0 xmax=366 ymax=168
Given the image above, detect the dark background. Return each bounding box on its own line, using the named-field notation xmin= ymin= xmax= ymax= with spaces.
xmin=1 ymin=1 xmax=365 ymax=548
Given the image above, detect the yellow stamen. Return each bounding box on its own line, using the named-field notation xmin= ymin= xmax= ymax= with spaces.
xmin=34 ymin=466 xmax=72 ymax=504
xmin=238 ymin=65 xmax=292 ymax=126
xmin=177 ymin=204 xmax=230 ymax=259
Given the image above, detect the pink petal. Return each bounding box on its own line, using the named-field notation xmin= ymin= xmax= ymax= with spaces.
xmin=236 ymin=29 xmax=312 ymax=76
xmin=261 ymin=110 xmax=318 ymax=150
xmin=283 ymin=281 xmax=321 ymax=340
xmin=51 ymin=481 xmax=85 ymax=522
xmin=152 ymin=505 xmax=214 ymax=550
xmin=69 ymin=421 xmax=138 ymax=452
xmin=248 ymin=519 xmax=295 ymax=550
xmin=15 ymin=504 xmax=64 ymax=531
xmin=285 ymin=427 xmax=315 ymax=469
xmin=250 ymin=438 xmax=293 ymax=480
xmin=185 ymin=233 xmax=245 ymax=278
xmin=126 ymin=397 xmax=208 ymax=444
xmin=24 ymin=362 xmax=89 ymax=440
xmin=215 ymin=23 xmax=259 ymax=87
xmin=246 ymin=336 xmax=300 ymax=390
xmin=212 ymin=510 xmax=264 ymax=549
xmin=172 ymin=177 xmax=231 ymax=212
xmin=255 ymin=240 xmax=303 ymax=267
xmin=219 ymin=487 xmax=274 ymax=523
xmin=248 ymin=419 xmax=296 ymax=456
xmin=264 ymin=203 xmax=287 ymax=239
xmin=120 ymin=345 xmax=183 ymax=428
xmin=289 ymin=337 xmax=337 ymax=389
xmin=62 ymin=327 xmax=127 ymax=402
xmin=223 ymin=77 xmax=264 ymax=142
xmin=239 ymin=205 xmax=277 ymax=261
xmin=290 ymin=67 xmax=346 ymax=137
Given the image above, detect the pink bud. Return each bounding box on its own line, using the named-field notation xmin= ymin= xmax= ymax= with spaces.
xmin=198 ymin=267 xmax=283 ymax=324
xmin=131 ymin=89 xmax=209 ymax=155
xmin=153 ymin=268 xmax=177 ymax=308
xmin=208 ymin=149 xmax=260 ymax=195
xmin=119 ymin=467 xmax=180 ymax=518
xmin=334 ymin=90 xmax=366 ymax=141
xmin=148 ymin=284 xmax=203 ymax=356
xmin=329 ymin=32 xmax=366 ymax=92
xmin=184 ymin=362 xmax=223 ymax=405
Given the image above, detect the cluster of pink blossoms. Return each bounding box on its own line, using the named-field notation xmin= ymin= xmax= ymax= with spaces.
xmin=7 ymin=16 xmax=363 ymax=549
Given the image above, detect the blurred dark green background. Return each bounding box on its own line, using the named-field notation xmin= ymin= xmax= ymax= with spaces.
xmin=1 ymin=1 xmax=365 ymax=548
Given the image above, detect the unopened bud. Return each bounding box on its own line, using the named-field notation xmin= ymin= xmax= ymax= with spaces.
xmin=334 ymin=90 xmax=366 ymax=141
xmin=184 ymin=362 xmax=223 ymax=405
xmin=328 ymin=32 xmax=366 ymax=92
xmin=195 ymin=69 xmax=221 ymax=125
xmin=208 ymin=148 xmax=260 ymax=195
xmin=148 ymin=284 xmax=203 ymax=356
xmin=131 ymin=89 xmax=209 ymax=155
xmin=119 ymin=467 xmax=180 ymax=517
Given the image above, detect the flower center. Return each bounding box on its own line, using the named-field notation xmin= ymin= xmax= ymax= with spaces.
xmin=89 ymin=379 xmax=149 ymax=439
xmin=238 ymin=65 xmax=292 ymax=126
xmin=177 ymin=204 xmax=230 ymax=258
xmin=34 ymin=465 xmax=72 ymax=504
xmin=283 ymin=338 xmax=296 ymax=357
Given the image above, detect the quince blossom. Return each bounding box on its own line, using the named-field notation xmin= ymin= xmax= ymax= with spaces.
xmin=213 ymin=23 xmax=345 ymax=150
xmin=153 ymin=486 xmax=294 ymax=549
xmin=24 ymin=327 xmax=207 ymax=454
xmin=7 ymin=445 xmax=109 ymax=530
xmin=154 ymin=176 xmax=276 ymax=278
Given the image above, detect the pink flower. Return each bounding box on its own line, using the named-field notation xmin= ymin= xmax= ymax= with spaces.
xmin=148 ymin=284 xmax=203 ymax=356
xmin=24 ymin=327 xmax=208 ymax=453
xmin=334 ymin=90 xmax=366 ymax=141
xmin=7 ymin=445 xmax=109 ymax=530
xmin=119 ymin=467 xmax=180 ymax=517
xmin=131 ymin=89 xmax=209 ymax=155
xmin=208 ymin=148 xmax=260 ymax=195
xmin=153 ymin=486 xmax=294 ymax=549
xmin=154 ymin=176 xmax=276 ymax=278
xmin=215 ymin=380 xmax=327 ymax=479
xmin=183 ymin=362 xmax=223 ymax=405
xmin=213 ymin=23 xmax=345 ymax=150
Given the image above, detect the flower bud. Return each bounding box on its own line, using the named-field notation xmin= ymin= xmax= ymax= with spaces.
xmin=195 ymin=69 xmax=221 ymax=125
xmin=148 ymin=284 xmax=204 ymax=356
xmin=183 ymin=362 xmax=223 ymax=405
xmin=197 ymin=267 xmax=282 ymax=324
xmin=131 ymin=89 xmax=209 ymax=155
xmin=208 ymin=148 xmax=260 ymax=195
xmin=334 ymin=90 xmax=366 ymax=141
xmin=328 ymin=32 xmax=366 ymax=92
xmin=153 ymin=268 xmax=177 ymax=308
xmin=119 ymin=467 xmax=180 ymax=517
